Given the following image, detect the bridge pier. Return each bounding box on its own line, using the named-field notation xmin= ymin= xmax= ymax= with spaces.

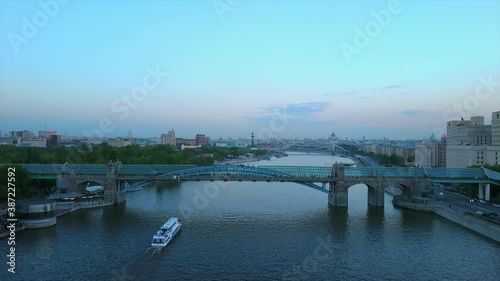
xmin=104 ymin=161 xmax=126 ymax=204
xmin=329 ymin=165 xmax=347 ymax=207
xmin=368 ymin=182 xmax=385 ymax=207
xmin=328 ymin=184 xmax=348 ymax=207
xmin=478 ymin=183 xmax=490 ymax=201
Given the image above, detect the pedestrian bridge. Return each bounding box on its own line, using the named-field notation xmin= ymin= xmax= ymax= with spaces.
xmin=10 ymin=163 xmax=500 ymax=207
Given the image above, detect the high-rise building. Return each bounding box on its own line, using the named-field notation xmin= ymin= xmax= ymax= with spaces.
xmin=446 ymin=116 xmax=491 ymax=146
xmin=492 ymin=111 xmax=500 ymax=146
xmin=39 ymin=130 xmax=57 ymax=139
xmin=47 ymin=134 xmax=59 ymax=147
xmin=10 ymin=130 xmax=34 ymax=139
xmin=446 ymin=146 xmax=500 ymax=168
xmin=446 ymin=113 xmax=500 ymax=168
xmin=167 ymin=130 xmax=176 ymax=146
xmin=195 ymin=134 xmax=206 ymax=145
xmin=160 ymin=129 xmax=176 ymax=146
xmin=160 ymin=134 xmax=167 ymax=145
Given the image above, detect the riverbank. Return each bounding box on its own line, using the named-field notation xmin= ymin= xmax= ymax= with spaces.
xmin=0 ymin=200 xmax=114 ymax=238
xmin=0 ymin=223 xmax=25 ymax=238
xmin=56 ymin=200 xmax=114 ymax=214
xmin=393 ymin=195 xmax=500 ymax=243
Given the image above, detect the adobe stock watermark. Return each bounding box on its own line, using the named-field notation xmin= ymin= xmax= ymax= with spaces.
xmin=82 ymin=65 xmax=169 ymax=138
xmin=257 ymin=107 xmax=296 ymax=140
xmin=178 ymin=179 xmax=231 ymax=223
xmin=282 ymin=234 xmax=341 ymax=281
xmin=442 ymin=74 xmax=499 ymax=121
xmin=8 ymin=0 xmax=70 ymax=53
xmin=339 ymin=0 xmax=403 ymax=63
xmin=212 ymin=0 xmax=245 ymax=21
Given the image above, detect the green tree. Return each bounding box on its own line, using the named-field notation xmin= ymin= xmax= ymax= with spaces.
xmin=0 ymin=165 xmax=34 ymax=201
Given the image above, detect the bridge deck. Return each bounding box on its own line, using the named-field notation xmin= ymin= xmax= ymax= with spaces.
xmin=3 ymin=163 xmax=499 ymax=184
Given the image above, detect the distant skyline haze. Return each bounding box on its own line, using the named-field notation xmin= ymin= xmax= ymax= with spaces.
xmin=1 ymin=0 xmax=499 ymax=140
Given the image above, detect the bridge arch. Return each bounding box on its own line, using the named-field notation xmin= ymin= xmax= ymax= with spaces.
xmin=75 ymin=179 xmax=106 ymax=191
xmin=152 ymin=165 xmax=333 ymax=193
xmin=157 ymin=165 xmax=294 ymax=179
xmin=344 ymin=181 xmax=384 ymax=207
xmin=56 ymin=175 xmax=107 ymax=194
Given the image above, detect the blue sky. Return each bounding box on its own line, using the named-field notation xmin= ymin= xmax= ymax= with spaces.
xmin=1 ymin=0 xmax=499 ymax=140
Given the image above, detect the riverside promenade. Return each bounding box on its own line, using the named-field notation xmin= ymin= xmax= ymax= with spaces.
xmin=0 ymin=199 xmax=114 ymax=238
xmin=55 ymin=200 xmax=113 ymax=217
xmin=393 ymin=195 xmax=500 ymax=243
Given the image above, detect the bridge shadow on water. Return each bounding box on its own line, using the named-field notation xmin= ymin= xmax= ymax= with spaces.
xmin=326 ymin=204 xmax=387 ymax=241
xmin=152 ymin=181 xmax=181 ymax=195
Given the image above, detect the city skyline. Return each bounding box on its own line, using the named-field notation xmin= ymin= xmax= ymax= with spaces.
xmin=1 ymin=1 xmax=499 ymax=140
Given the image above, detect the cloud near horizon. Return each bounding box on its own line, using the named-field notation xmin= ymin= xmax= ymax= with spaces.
xmin=244 ymin=101 xmax=330 ymax=122
xmin=400 ymin=110 xmax=424 ymax=117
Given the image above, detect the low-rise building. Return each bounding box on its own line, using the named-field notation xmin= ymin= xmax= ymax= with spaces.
xmin=106 ymin=138 xmax=132 ymax=147
xmin=415 ymin=140 xmax=446 ymax=167
xmin=10 ymin=130 xmax=34 ymax=139
xmin=19 ymin=138 xmax=47 ymax=147
xmin=180 ymin=144 xmax=202 ymax=150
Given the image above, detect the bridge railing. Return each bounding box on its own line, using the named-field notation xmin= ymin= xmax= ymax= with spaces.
xmin=425 ymin=168 xmax=485 ymax=179
xmin=343 ymin=167 xmax=425 ymax=177
xmin=9 ymin=164 xmax=500 ymax=183
xmin=258 ymin=165 xmax=331 ymax=177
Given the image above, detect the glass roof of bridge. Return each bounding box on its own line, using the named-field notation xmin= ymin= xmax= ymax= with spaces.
xmin=425 ymin=168 xmax=485 ymax=178
xmin=483 ymin=168 xmax=500 ymax=181
xmin=8 ymin=164 xmax=500 ymax=182
xmin=257 ymin=165 xmax=332 ymax=177
xmin=343 ymin=167 xmax=427 ymax=177
xmin=14 ymin=164 xmax=195 ymax=175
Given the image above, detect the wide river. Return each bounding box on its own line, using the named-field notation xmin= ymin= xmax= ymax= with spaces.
xmin=2 ymin=152 xmax=499 ymax=280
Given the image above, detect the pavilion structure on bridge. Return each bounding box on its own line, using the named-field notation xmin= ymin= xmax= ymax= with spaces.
xmin=11 ymin=161 xmax=500 ymax=207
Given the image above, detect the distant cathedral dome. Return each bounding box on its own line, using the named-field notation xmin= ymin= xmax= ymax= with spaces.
xmin=329 ymin=132 xmax=338 ymax=140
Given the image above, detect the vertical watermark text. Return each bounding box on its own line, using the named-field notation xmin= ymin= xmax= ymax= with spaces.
xmin=6 ymin=167 xmax=17 ymax=274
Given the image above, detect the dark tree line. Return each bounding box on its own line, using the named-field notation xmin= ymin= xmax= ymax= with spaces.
xmin=0 ymin=143 xmax=265 ymax=165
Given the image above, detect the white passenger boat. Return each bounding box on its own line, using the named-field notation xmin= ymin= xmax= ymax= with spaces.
xmin=151 ymin=218 xmax=182 ymax=247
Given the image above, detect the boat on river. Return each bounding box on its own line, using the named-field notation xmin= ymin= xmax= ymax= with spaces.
xmin=151 ymin=218 xmax=182 ymax=247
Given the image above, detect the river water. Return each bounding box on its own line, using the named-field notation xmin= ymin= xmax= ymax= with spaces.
xmin=2 ymin=152 xmax=499 ymax=280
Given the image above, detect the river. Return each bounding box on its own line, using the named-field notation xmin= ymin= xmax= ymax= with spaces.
xmin=2 ymin=152 xmax=499 ymax=280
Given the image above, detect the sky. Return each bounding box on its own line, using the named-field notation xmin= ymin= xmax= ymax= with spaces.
xmin=1 ymin=0 xmax=499 ymax=140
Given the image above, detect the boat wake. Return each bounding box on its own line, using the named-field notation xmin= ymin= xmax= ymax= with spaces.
xmin=146 ymin=247 xmax=163 ymax=255
xmin=123 ymin=247 xmax=166 ymax=279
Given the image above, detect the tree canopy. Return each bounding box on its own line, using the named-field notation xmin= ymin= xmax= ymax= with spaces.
xmin=0 ymin=144 xmax=265 ymax=165
xmin=0 ymin=165 xmax=33 ymax=201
